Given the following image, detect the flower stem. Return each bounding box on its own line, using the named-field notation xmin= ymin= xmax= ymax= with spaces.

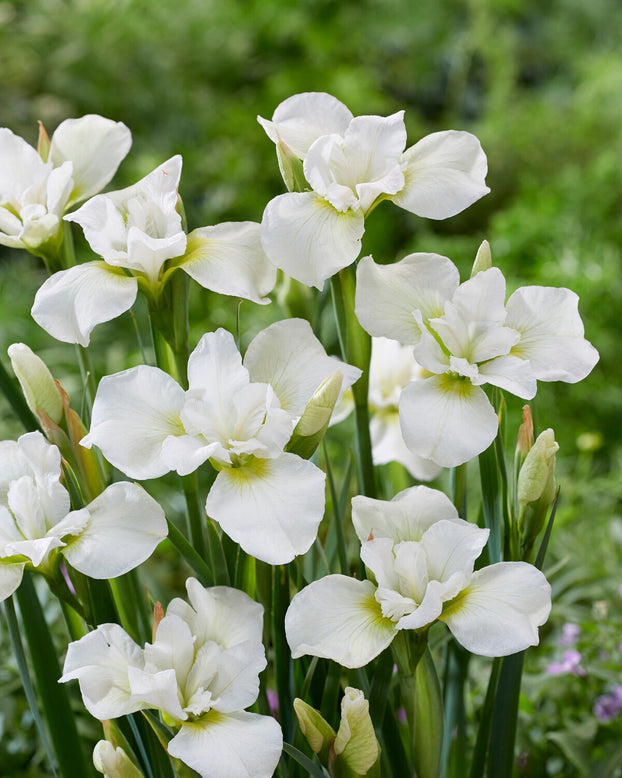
xmin=330 ymin=267 xmax=376 ymax=498
xmin=180 ymin=471 xmax=209 ymax=562
xmin=392 ymin=630 xmax=443 ymax=778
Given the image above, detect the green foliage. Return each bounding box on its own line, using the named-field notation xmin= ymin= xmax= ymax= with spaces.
xmin=1 ymin=1 xmax=621 ymax=775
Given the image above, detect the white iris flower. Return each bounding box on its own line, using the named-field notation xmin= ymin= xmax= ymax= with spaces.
xmin=81 ymin=319 xmax=360 ymax=564
xmin=0 ymin=431 xmax=166 ymax=601
xmin=259 ymin=92 xmax=489 ymax=288
xmin=285 ymin=485 xmax=552 ymax=668
xmin=355 ymin=249 xmax=599 ymax=467
xmin=60 ymin=578 xmax=283 ymax=778
xmin=0 ymin=115 xmax=131 ymax=256
xmin=31 ymin=156 xmax=277 ymax=346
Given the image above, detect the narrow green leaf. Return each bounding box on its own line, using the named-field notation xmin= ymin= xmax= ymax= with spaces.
xmin=16 ymin=573 xmax=91 ymax=778
xmin=283 ymin=742 xmax=329 ymax=778
xmin=166 ymin=517 xmax=213 ymax=586
xmin=4 ymin=597 xmax=58 ymax=777
xmin=273 ymin=564 xmax=294 ymax=742
xmin=323 ymin=441 xmax=351 ymax=575
xmin=206 ymin=516 xmax=231 ymax=586
xmin=468 ymin=658 xmax=501 ymax=778
xmin=535 ymin=487 xmax=561 ymax=571
xmin=487 ymin=651 xmax=525 ymax=778
xmin=479 ymin=443 xmax=503 ymax=563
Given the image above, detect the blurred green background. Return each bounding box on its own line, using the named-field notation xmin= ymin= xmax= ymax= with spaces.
xmin=1 ymin=0 xmax=621 ymax=774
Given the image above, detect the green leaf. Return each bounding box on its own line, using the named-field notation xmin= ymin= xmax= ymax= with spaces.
xmin=15 ymin=572 xmax=91 ymax=778
xmin=283 ymin=742 xmax=330 ymax=778
xmin=487 ymin=651 xmax=525 ymax=778
xmin=3 ymin=597 xmax=58 ymax=777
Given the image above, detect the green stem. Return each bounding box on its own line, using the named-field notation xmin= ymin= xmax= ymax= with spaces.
xmin=180 ymin=471 xmax=208 ymax=561
xmin=392 ymin=631 xmax=442 ymax=777
xmin=166 ymin=517 xmax=213 ymax=586
xmin=450 ymin=463 xmax=468 ymax=519
xmin=330 ymin=268 xmax=376 ymax=498
xmin=75 ymin=344 xmax=98 ymax=421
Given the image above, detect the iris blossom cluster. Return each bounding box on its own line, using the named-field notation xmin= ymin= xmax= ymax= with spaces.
xmin=355 ymin=247 xmax=599 ymax=466
xmin=81 ymin=320 xmax=360 ymax=564
xmin=60 ymin=578 xmax=283 ymax=778
xmin=286 ymin=486 xmax=552 ymax=667
xmin=259 ymin=92 xmax=489 ymax=288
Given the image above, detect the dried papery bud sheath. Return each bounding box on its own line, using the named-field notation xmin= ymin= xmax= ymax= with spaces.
xmin=8 ymin=343 xmax=63 ymax=425
xmin=331 ymin=687 xmax=380 ymax=777
xmin=287 ymin=370 xmax=343 ymax=459
xmin=293 ymin=698 xmax=335 ymax=764
xmin=518 ymin=428 xmax=559 ymax=558
xmin=516 ymin=405 xmax=534 ymax=461
xmin=470 ymin=239 xmax=492 ymax=277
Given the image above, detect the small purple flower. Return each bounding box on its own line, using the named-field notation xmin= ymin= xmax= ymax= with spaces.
xmin=558 ymin=623 xmax=580 ymax=646
xmin=546 ymin=650 xmax=586 ymax=676
xmin=594 ymin=688 xmax=622 ymax=723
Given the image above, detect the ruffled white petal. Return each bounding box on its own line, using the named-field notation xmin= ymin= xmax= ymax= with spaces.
xmin=187 ymin=328 xmax=250 ymax=397
xmin=49 ymin=115 xmax=132 ymax=205
xmin=505 ymin=286 xmax=599 ymax=383
xmin=258 ymin=92 xmax=353 ymax=158
xmin=399 ymin=374 xmax=499 ymax=467
xmin=392 ymin=130 xmax=489 ymax=219
xmin=352 ymin=485 xmax=459 ymax=545
xmin=355 ymin=254 xmax=459 ymax=342
xmin=286 ymin=575 xmax=396 ymax=669
xmin=31 ymin=261 xmax=137 ymax=347
xmin=261 ymin=192 xmax=364 ymax=289
xmin=205 ymin=453 xmax=325 ymax=564
xmin=0 ymin=562 xmax=25 ymax=602
xmin=168 ymin=711 xmax=283 ymax=778
xmin=440 ymin=562 xmax=552 ymax=656
xmin=304 ymin=113 xmax=406 ymax=213
xmin=168 ymin=580 xmax=265 ymax=652
xmin=60 ymin=623 xmax=146 ymax=719
xmin=181 ymin=222 xmax=276 ymax=304
xmin=244 ymin=318 xmax=361 ymax=417
xmin=59 ymin=482 xmax=167 ymax=578
xmin=82 ymin=366 xmax=186 ymax=479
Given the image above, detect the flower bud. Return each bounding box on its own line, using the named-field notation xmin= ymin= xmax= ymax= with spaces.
xmin=331 ymin=687 xmax=380 ymax=776
xmin=293 ymin=698 xmax=335 ymax=764
xmin=286 ymin=371 xmax=343 ymax=459
xmin=93 ymin=740 xmax=144 ymax=778
xmin=8 ymin=343 xmax=63 ymax=424
xmin=470 ymin=240 xmax=492 ymax=278
xmin=518 ymin=428 xmax=559 ymax=557
xmin=276 ymin=138 xmax=308 ymax=193
xmin=37 ymin=121 xmax=51 ymax=162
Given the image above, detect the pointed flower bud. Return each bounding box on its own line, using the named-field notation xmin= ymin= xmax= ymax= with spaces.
xmin=518 ymin=428 xmax=559 ymax=557
xmin=93 ymin=740 xmax=144 ymax=778
xmin=331 ymin=687 xmax=380 ymax=776
xmin=8 ymin=343 xmax=63 ymax=424
xmin=276 ymin=137 xmax=308 ymax=193
xmin=470 ymin=239 xmax=492 ymax=278
xmin=37 ymin=121 xmax=51 ymax=162
xmin=293 ymin=698 xmax=335 ymax=764
xmin=287 ymin=370 xmax=343 ymax=459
